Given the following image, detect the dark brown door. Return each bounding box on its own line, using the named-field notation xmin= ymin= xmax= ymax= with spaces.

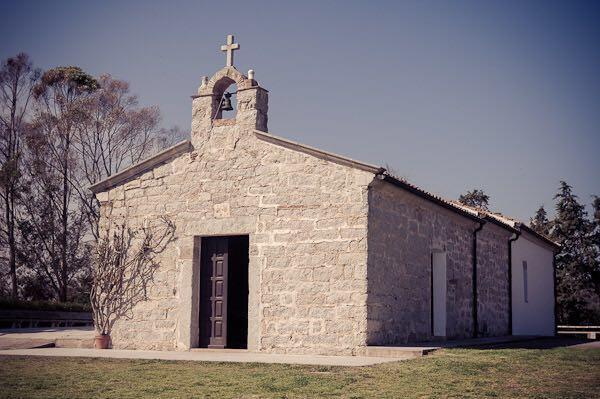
xmin=199 ymin=235 xmax=249 ymax=349
xmin=200 ymin=237 xmax=228 ymax=349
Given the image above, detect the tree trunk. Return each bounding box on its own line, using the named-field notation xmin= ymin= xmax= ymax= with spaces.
xmin=6 ymin=80 xmax=18 ymax=299
xmin=60 ymin=141 xmax=69 ymax=303
xmin=6 ymin=187 xmax=17 ymax=299
xmin=9 ymin=229 xmax=17 ymax=299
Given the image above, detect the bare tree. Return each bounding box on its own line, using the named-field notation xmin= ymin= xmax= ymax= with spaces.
xmin=73 ymin=74 xmax=185 ymax=239
xmin=2 ymin=62 xmax=182 ymax=303
xmin=90 ymin=216 xmax=175 ymax=337
xmin=19 ymin=66 xmax=98 ymax=302
xmin=0 ymin=53 xmax=39 ymax=298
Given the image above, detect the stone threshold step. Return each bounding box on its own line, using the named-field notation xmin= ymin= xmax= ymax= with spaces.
xmin=362 ymin=346 xmax=439 ymax=358
xmin=190 ymin=348 xmax=250 ymax=353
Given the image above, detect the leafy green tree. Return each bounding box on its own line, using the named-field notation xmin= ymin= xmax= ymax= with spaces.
xmin=1 ymin=58 xmax=176 ymax=303
xmin=551 ymin=181 xmax=600 ymax=324
xmin=592 ymin=196 xmax=600 ymax=243
xmin=529 ymin=206 xmax=551 ymax=236
xmin=458 ymin=189 xmax=490 ymax=211
xmin=590 ymin=196 xmax=600 ymax=294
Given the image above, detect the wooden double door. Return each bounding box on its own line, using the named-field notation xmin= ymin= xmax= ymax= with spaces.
xmin=199 ymin=236 xmax=249 ymax=349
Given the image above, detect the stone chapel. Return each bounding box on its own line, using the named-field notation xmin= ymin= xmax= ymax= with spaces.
xmin=90 ymin=36 xmax=558 ymax=355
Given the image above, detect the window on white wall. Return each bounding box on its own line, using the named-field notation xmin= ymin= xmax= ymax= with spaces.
xmin=523 ymin=261 xmax=528 ymax=303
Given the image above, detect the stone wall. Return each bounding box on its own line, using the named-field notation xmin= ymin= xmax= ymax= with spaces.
xmin=366 ymin=181 xmax=478 ymax=344
xmin=97 ymin=68 xmax=374 ymax=354
xmin=95 ymin=66 xmax=517 ymax=354
xmin=476 ymin=223 xmax=512 ymax=336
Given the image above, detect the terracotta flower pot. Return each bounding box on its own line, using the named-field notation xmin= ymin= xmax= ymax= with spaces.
xmin=94 ymin=334 xmax=111 ymax=349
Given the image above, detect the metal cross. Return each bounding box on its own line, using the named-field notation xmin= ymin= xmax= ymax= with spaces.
xmin=221 ymin=35 xmax=240 ymax=67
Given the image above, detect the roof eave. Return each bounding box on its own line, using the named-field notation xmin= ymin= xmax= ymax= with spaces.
xmin=254 ymin=130 xmax=483 ymax=225
xmin=254 ymin=130 xmax=383 ymax=174
xmin=89 ymin=140 xmax=193 ymax=194
xmin=378 ymin=174 xmax=483 ymax=223
xmin=482 ymin=215 xmax=520 ymax=234
xmin=518 ymin=224 xmax=561 ymax=251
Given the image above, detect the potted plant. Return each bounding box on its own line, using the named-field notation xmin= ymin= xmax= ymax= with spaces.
xmin=90 ymin=216 xmax=175 ymax=349
xmin=94 ymin=331 xmax=111 ymax=349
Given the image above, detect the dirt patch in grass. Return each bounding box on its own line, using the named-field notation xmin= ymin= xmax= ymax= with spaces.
xmin=0 ymin=347 xmax=598 ymax=398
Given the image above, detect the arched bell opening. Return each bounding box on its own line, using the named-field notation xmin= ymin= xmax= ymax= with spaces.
xmin=211 ymin=77 xmax=238 ymax=121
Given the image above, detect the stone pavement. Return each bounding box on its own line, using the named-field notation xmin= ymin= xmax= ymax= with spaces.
xmin=0 ymin=327 xmax=94 ymax=349
xmin=0 ymin=347 xmax=405 ymax=367
xmin=1 ymin=328 xmax=596 ymax=367
xmin=572 ymin=340 xmax=600 ymax=349
xmin=0 ymin=326 xmax=94 ymax=340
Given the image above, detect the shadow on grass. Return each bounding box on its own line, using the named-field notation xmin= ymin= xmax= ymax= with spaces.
xmin=462 ymin=337 xmax=593 ymax=350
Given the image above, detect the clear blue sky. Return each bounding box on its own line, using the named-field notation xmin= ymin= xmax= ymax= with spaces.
xmin=1 ymin=0 xmax=598 ymax=221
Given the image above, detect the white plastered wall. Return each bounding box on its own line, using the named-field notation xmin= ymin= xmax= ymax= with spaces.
xmin=511 ymin=232 xmax=555 ymax=336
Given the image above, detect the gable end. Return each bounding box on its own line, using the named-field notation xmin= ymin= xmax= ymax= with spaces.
xmin=254 ymin=130 xmax=383 ymax=174
xmin=89 ymin=140 xmax=193 ymax=194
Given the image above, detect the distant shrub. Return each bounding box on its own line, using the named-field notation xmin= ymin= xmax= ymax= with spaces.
xmin=0 ymin=298 xmax=91 ymax=313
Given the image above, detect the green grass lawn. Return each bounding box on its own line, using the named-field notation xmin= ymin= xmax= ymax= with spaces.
xmin=0 ymin=347 xmax=598 ymax=399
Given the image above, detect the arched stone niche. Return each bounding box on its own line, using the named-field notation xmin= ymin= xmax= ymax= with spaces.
xmin=191 ymin=66 xmax=268 ymax=143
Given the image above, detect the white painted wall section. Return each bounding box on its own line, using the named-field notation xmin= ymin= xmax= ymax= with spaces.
xmin=511 ymin=233 xmax=555 ymax=336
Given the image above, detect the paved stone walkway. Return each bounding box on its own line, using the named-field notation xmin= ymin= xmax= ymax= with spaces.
xmin=572 ymin=340 xmax=600 ymax=349
xmin=0 ymin=327 xmax=94 ymax=340
xmin=0 ymin=327 xmax=94 ymax=349
xmin=0 ymin=347 xmax=404 ymax=366
xmin=1 ymin=329 xmax=595 ymax=366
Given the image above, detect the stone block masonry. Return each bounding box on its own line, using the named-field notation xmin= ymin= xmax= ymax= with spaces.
xmin=99 ymin=120 xmax=374 ymax=354
xmin=476 ymin=223 xmax=512 ymax=337
xmin=93 ymin=63 xmax=518 ymax=356
xmin=366 ymin=181 xmax=479 ymax=344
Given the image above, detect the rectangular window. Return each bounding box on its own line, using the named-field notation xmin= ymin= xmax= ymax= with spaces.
xmin=523 ymin=261 xmax=528 ymax=303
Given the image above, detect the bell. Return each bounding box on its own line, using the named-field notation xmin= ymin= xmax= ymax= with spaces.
xmin=220 ymin=92 xmax=233 ymax=111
